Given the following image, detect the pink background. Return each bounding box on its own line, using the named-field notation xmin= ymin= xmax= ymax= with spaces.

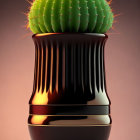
xmin=0 ymin=0 xmax=140 ymax=140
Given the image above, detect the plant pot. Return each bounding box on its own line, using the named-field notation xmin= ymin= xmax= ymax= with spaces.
xmin=28 ymin=33 xmax=111 ymax=140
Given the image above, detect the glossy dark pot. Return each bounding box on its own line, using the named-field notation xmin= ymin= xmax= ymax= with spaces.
xmin=28 ymin=33 xmax=111 ymax=140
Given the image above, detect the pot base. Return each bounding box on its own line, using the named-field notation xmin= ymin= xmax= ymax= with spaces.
xmin=28 ymin=125 xmax=111 ymax=140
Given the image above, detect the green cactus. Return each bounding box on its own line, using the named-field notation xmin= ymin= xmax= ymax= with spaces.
xmin=28 ymin=0 xmax=114 ymax=34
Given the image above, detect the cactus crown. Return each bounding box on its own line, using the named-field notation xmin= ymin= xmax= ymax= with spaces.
xmin=28 ymin=0 xmax=114 ymax=34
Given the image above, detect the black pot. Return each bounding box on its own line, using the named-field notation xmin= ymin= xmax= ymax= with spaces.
xmin=28 ymin=33 xmax=111 ymax=140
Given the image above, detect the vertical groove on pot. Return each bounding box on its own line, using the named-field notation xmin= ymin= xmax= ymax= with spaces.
xmin=100 ymin=40 xmax=105 ymax=92
xmin=46 ymin=41 xmax=51 ymax=92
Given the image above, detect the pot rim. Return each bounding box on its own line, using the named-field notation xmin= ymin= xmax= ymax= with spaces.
xmin=33 ymin=33 xmax=107 ymax=38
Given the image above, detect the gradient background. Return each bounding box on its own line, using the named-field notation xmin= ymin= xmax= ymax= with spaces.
xmin=0 ymin=0 xmax=140 ymax=140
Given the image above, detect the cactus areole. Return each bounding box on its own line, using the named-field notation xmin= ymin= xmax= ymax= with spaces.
xmin=28 ymin=0 xmax=114 ymax=34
